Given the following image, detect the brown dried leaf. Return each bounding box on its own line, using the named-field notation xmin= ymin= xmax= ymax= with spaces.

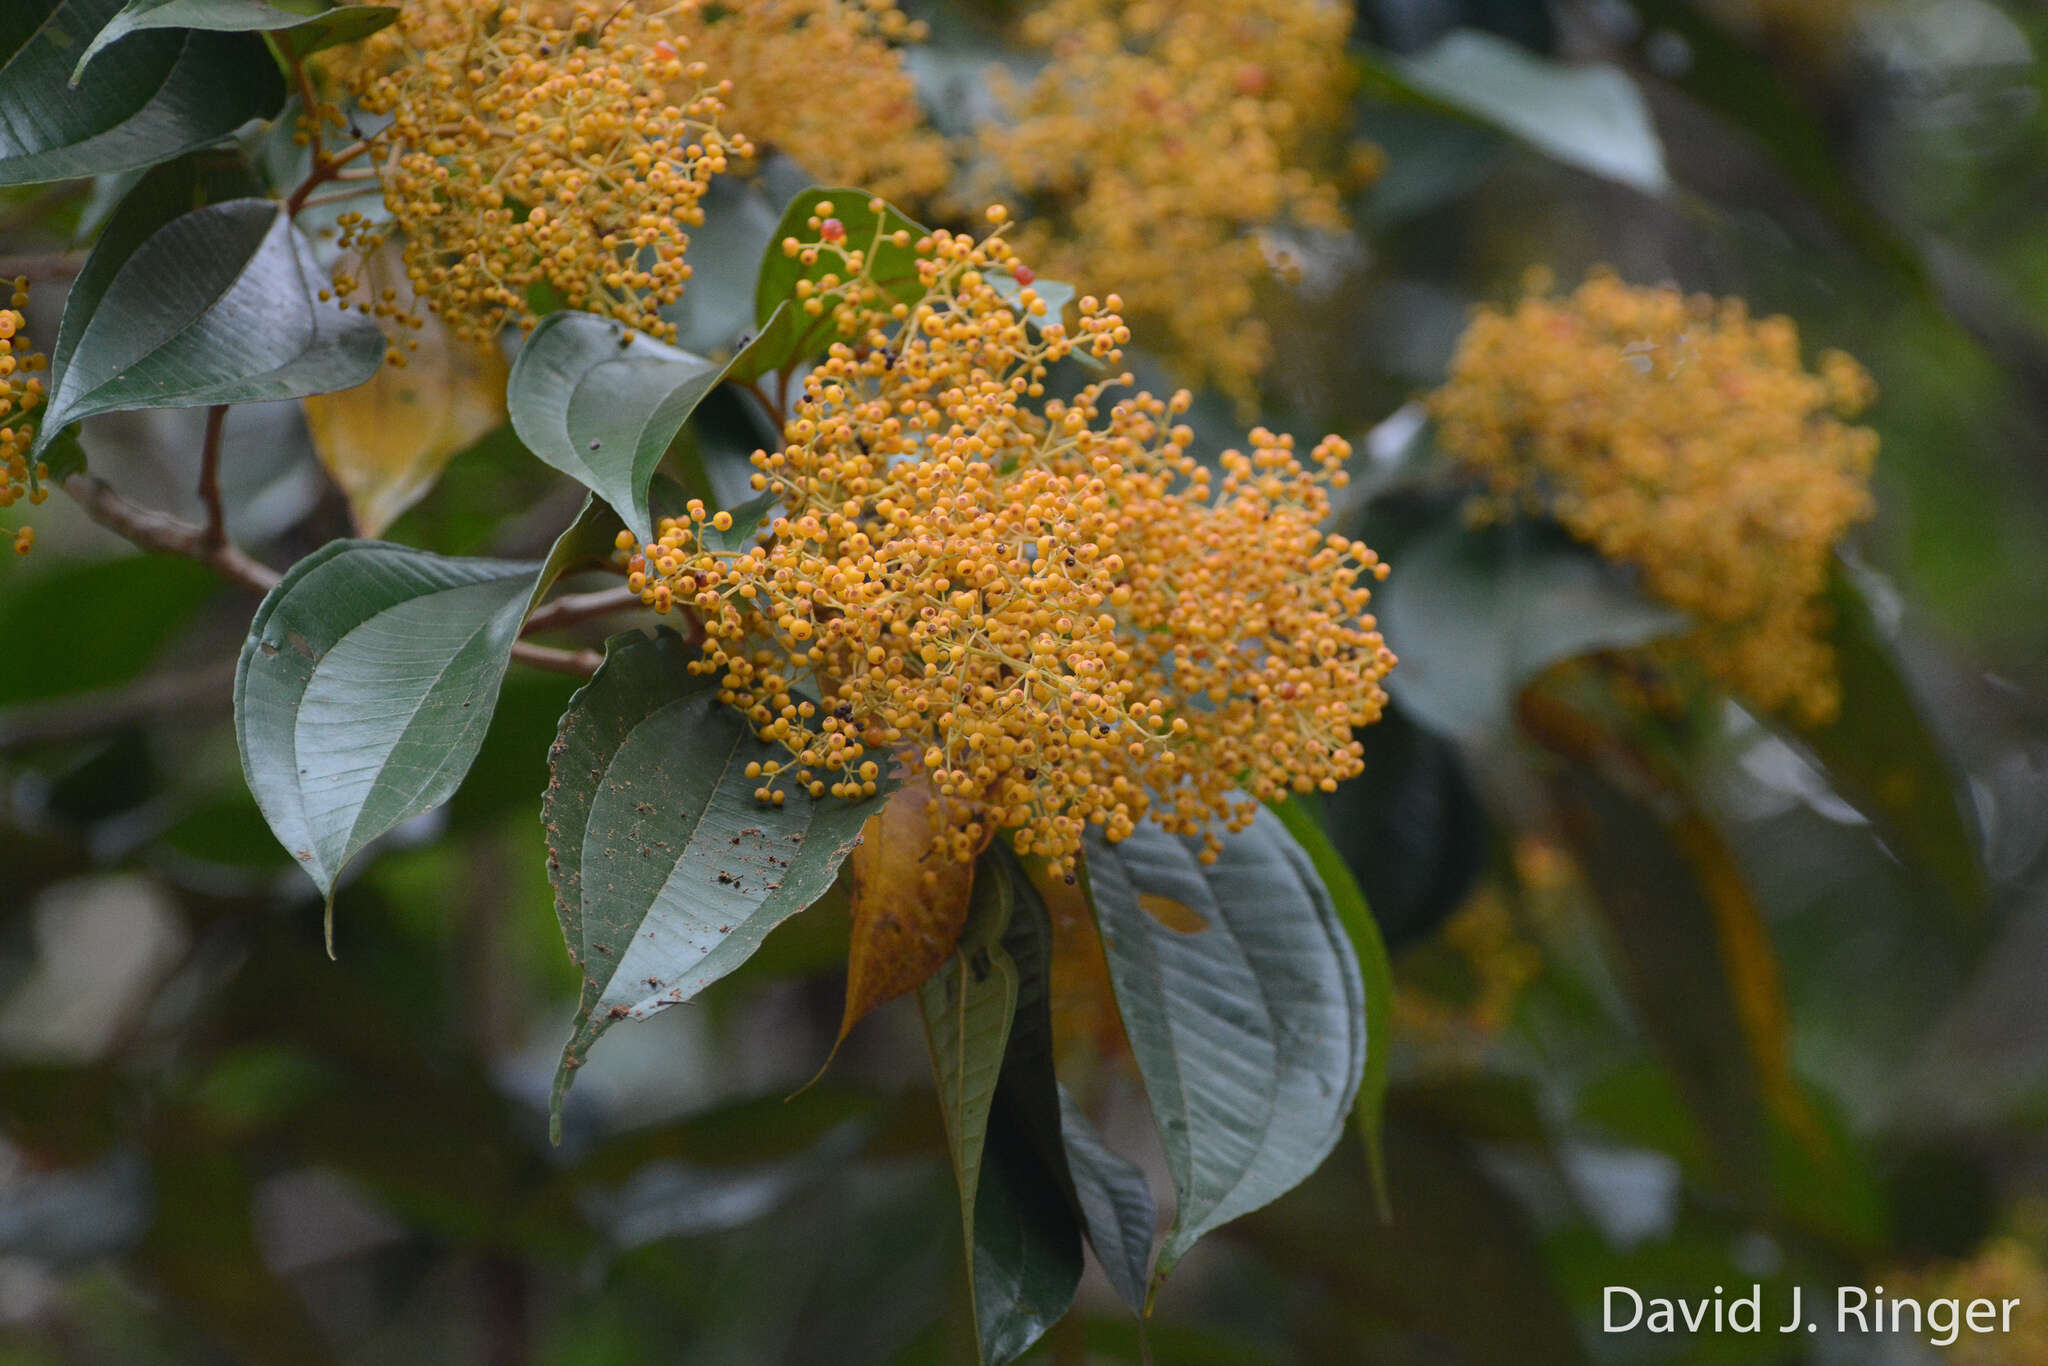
xmin=837 ymin=780 xmax=981 ymax=1042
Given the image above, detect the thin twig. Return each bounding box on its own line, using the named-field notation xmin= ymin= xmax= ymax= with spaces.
xmin=279 ymin=41 xmax=381 ymax=219
xmin=63 ymin=474 xmax=603 ymax=677
xmin=520 ymin=584 xmax=642 ymax=636
xmin=64 ymin=473 xmax=281 ymax=591
xmin=509 ymin=642 xmax=604 ymax=675
xmin=197 ymin=404 xmax=228 ymax=553
xmin=292 ymin=187 xmax=381 ymax=212
xmin=737 ymin=377 xmax=783 ymax=427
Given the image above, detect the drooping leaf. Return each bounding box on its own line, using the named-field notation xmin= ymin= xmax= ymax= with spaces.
xmin=235 ymin=501 xmax=614 ymax=927
xmin=74 ymin=0 xmax=396 ymax=79
xmin=969 ymin=850 xmax=1084 ymax=1364
xmin=846 ymin=779 xmax=980 ymax=1042
xmin=725 ymin=186 xmax=928 ymax=383
xmin=506 ymin=310 xmax=726 ymax=544
xmin=236 ymin=548 xmax=535 ymax=909
xmin=52 ymin=148 xmax=262 ymax=382
xmin=542 ymin=628 xmax=895 ymax=1138
xmin=1084 ymin=808 xmax=1366 ymax=1289
xmin=1376 ymin=517 xmax=1684 ymax=740
xmin=1055 ymin=1087 xmax=1154 ymax=1317
xmin=1365 ymin=28 xmax=1668 ymax=195
xmin=1785 ymin=563 xmax=1986 ymax=921
xmin=916 ymin=854 xmax=1019 ymax=1266
xmin=1269 ymin=793 xmax=1396 ymax=1219
xmin=0 ymin=0 xmax=284 ymax=186
xmin=37 ymin=198 xmax=383 ymax=453
xmin=304 ymin=297 xmax=508 ymax=536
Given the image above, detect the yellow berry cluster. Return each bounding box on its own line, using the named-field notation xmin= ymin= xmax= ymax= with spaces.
xmin=679 ymin=0 xmax=948 ymax=203
xmin=0 ymin=279 xmax=48 ymax=558
xmin=339 ymin=0 xmax=749 ymax=344
xmin=625 ymin=202 xmax=1395 ymax=871
xmin=1429 ymin=271 xmax=1879 ymax=724
xmin=979 ymin=0 xmax=1364 ymax=401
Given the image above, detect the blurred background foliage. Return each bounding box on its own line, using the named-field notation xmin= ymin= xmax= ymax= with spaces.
xmin=5 ymin=0 xmax=2048 ymax=1362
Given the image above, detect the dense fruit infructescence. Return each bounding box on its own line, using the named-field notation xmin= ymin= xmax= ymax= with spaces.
xmin=978 ymin=0 xmax=1367 ymax=403
xmin=336 ymin=0 xmax=748 ymax=345
xmin=627 ymin=202 xmax=1396 ymax=871
xmin=1430 ymin=271 xmax=1879 ymax=723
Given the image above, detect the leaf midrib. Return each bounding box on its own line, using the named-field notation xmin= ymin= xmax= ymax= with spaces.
xmin=53 ymin=201 xmax=282 ymax=423
xmin=328 ymin=580 xmax=526 ymax=864
xmin=581 ymin=695 xmax=748 ymax=990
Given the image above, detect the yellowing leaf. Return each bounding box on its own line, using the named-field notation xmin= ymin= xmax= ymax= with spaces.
xmin=1138 ymin=891 xmax=1209 ymax=934
xmin=302 ymin=273 xmax=507 ymax=535
xmin=838 ymin=779 xmax=980 ymax=1043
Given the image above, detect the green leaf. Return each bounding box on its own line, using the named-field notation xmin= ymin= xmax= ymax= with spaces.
xmin=51 ymin=149 xmax=263 ymax=383
xmin=1376 ymin=517 xmax=1684 ymax=740
xmin=658 ymin=171 xmax=783 ymax=356
xmin=234 ymin=499 xmax=611 ymax=934
xmin=726 ymin=186 xmax=927 ymax=383
xmin=38 ymin=198 xmax=383 ymax=454
xmin=542 ymin=628 xmax=895 ymax=1139
xmin=0 ymin=0 xmax=284 ymax=186
xmin=506 ymin=311 xmax=726 ymax=545
xmin=1366 ymin=29 xmax=1667 ymax=195
xmin=1056 ymin=1087 xmax=1153 ymax=1318
xmin=75 ymin=0 xmax=396 ymax=79
xmin=1785 ymin=563 xmax=1986 ymax=920
xmin=969 ymin=851 xmax=1083 ymax=1364
xmin=235 ymin=545 xmax=539 ymax=915
xmin=917 ymin=857 xmax=1018 ymax=1334
xmin=1268 ymin=793 xmax=1395 ymax=1220
xmin=1083 ymin=808 xmax=1366 ymax=1290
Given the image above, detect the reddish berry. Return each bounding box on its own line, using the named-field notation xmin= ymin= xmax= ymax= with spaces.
xmin=820 ymin=218 xmax=846 ymax=242
xmin=1012 ymin=266 xmax=1035 ymax=287
xmin=650 ymin=40 xmax=677 ymax=63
